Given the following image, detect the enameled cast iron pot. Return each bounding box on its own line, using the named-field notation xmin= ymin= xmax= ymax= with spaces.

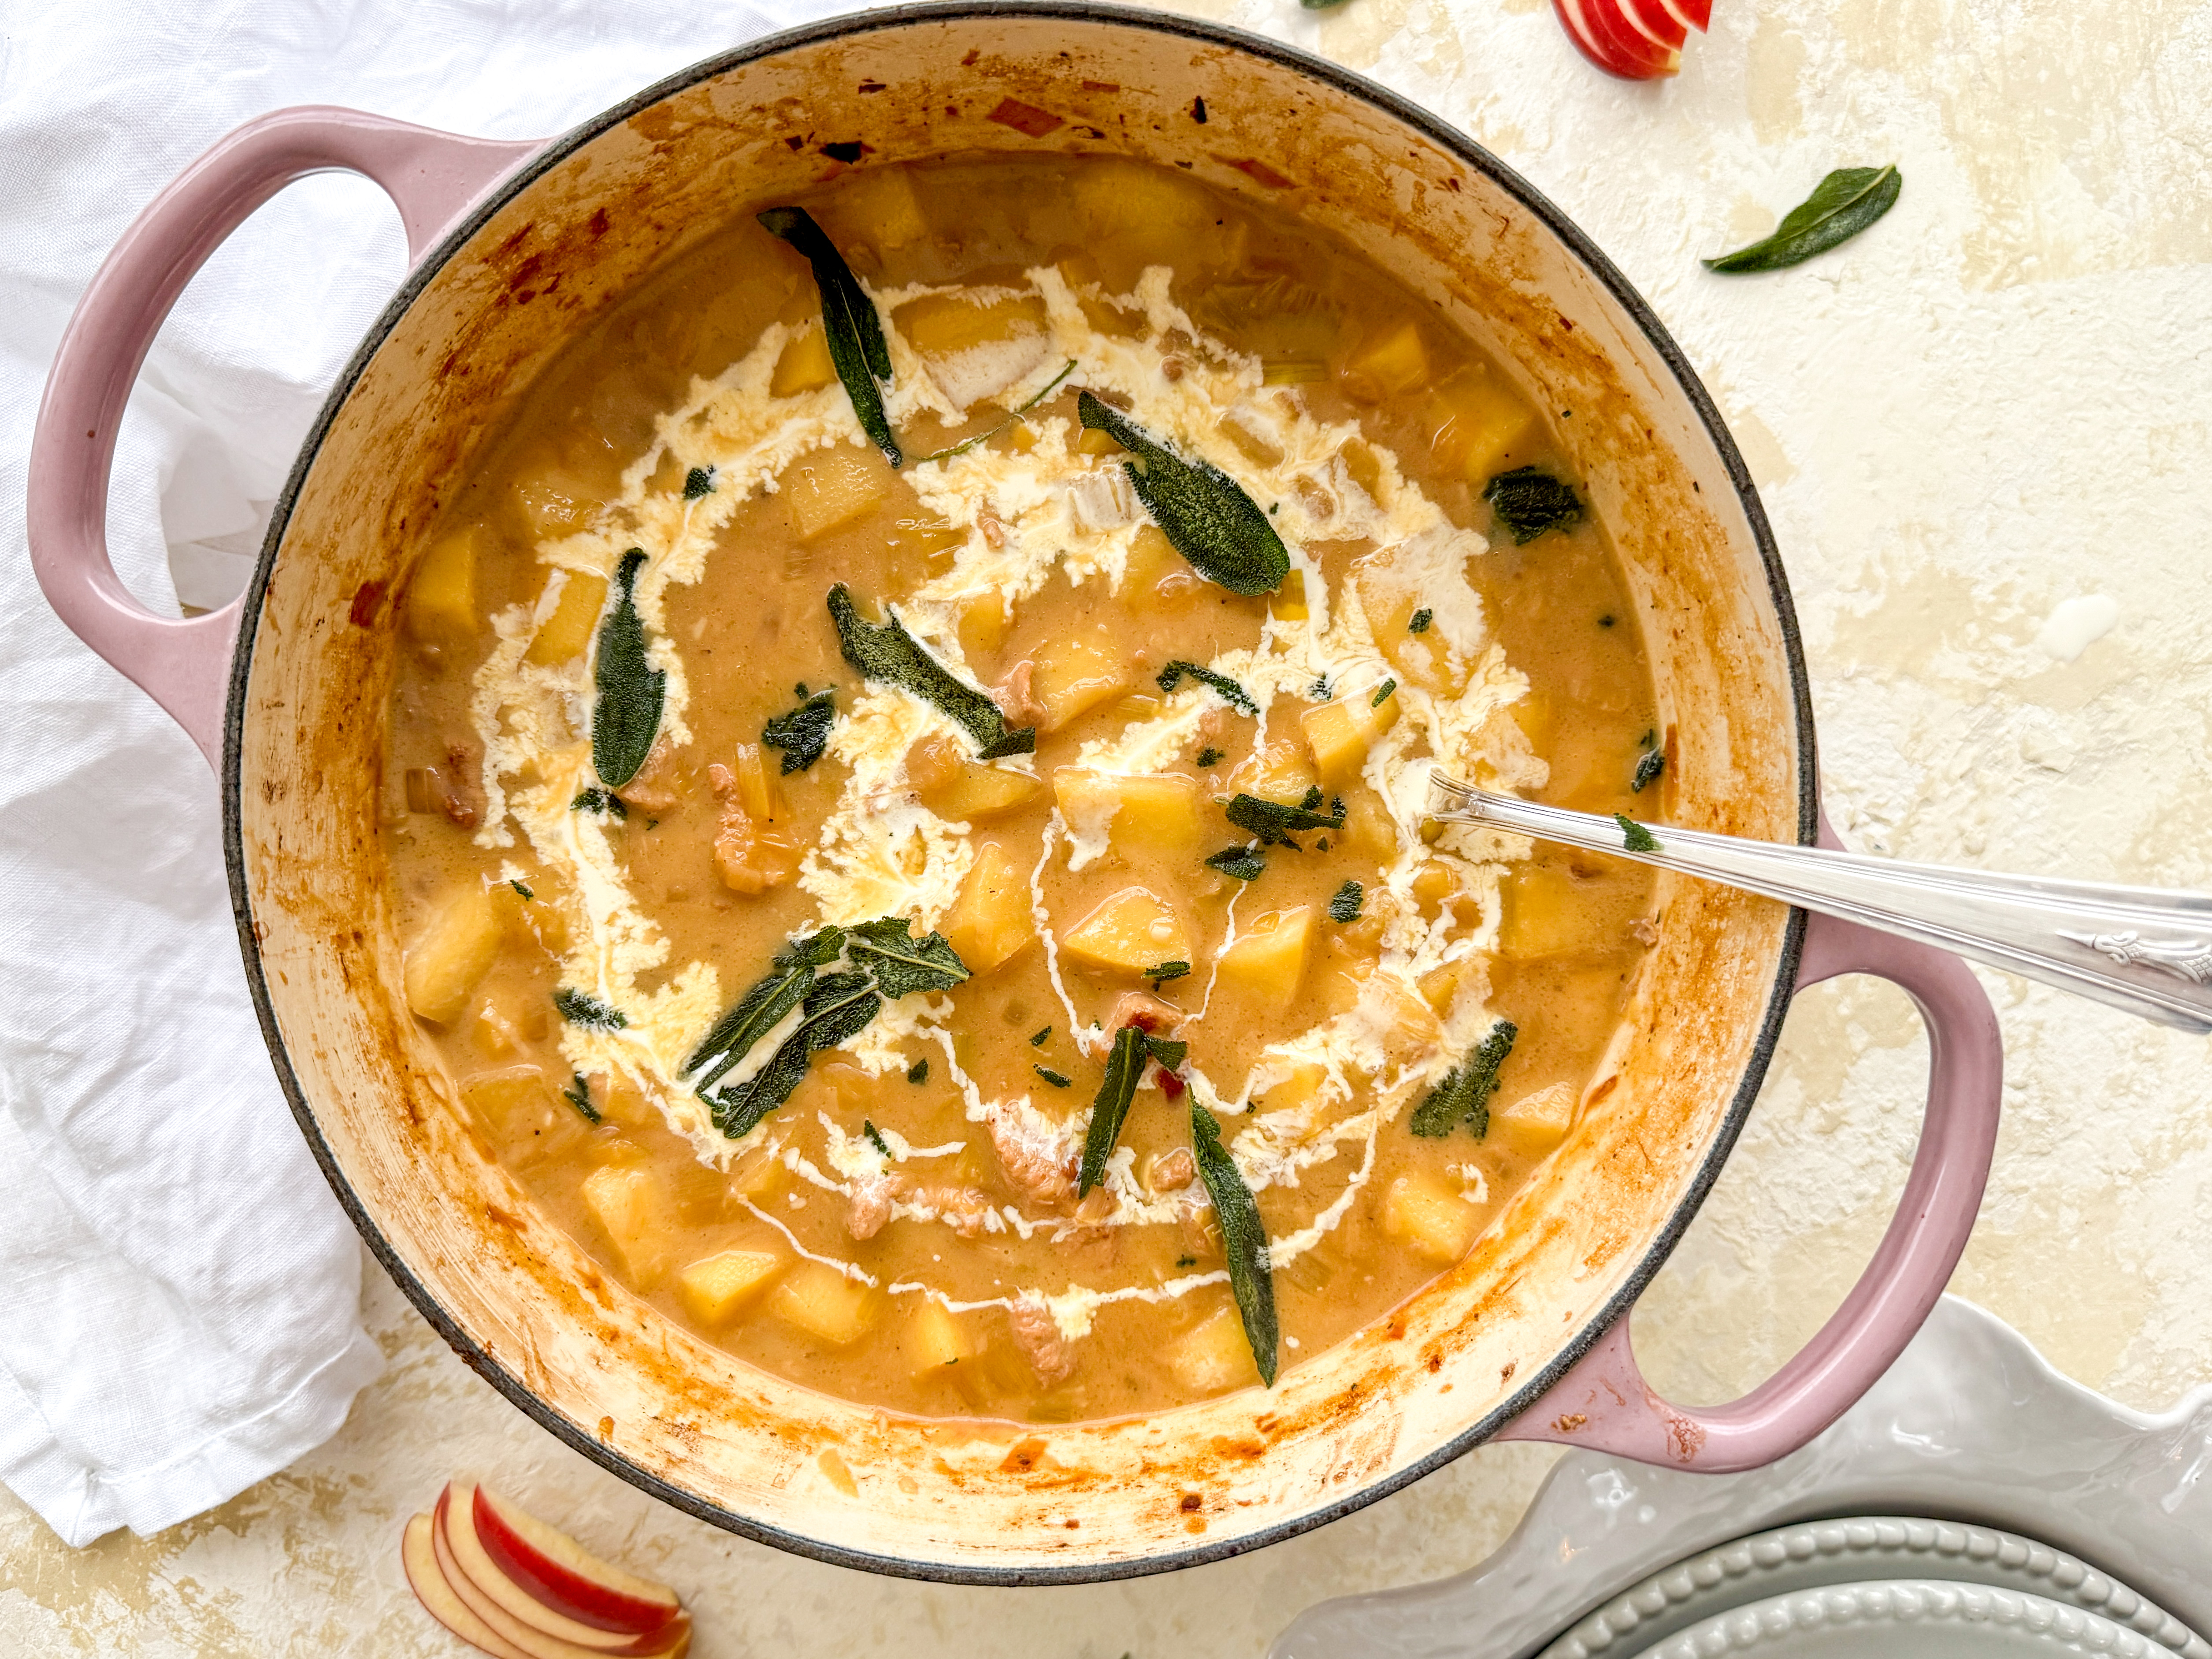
xmin=27 ymin=3 xmax=2003 ymax=1582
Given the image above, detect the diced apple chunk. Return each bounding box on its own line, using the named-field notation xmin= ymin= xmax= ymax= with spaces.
xmin=771 ymin=1261 xmax=882 ymax=1345
xmin=1071 ymin=160 xmax=1218 ymax=283
xmin=1384 ymin=1171 xmax=1481 ymax=1265
xmin=920 ymin=762 xmax=1043 ymax=823
xmin=524 ymin=567 xmax=609 ymax=666
xmin=1029 ymin=630 xmax=1132 ymax=732
xmin=1214 ymin=906 xmax=1315 ymax=1015
xmin=512 ymin=469 xmax=604 ymax=539
xmin=1120 ymin=523 xmax=1198 ymax=615
xmin=1300 ymin=687 xmax=1401 ymax=790
xmin=407 ymin=526 xmax=484 ymax=644
xmin=1166 ymin=1306 xmax=1261 ymax=1393
xmin=581 ymin=1165 xmax=679 ymax=1286
xmin=1499 ymin=866 xmax=1615 ymax=959
xmin=1345 ymin=319 xmax=1429 ymax=397
xmin=771 ymin=322 xmax=837 ymax=396
xmin=677 ymin=1249 xmax=783 ymax=1326
xmin=1228 ymin=736 xmax=1318 ymax=805
xmin=1493 ymin=1081 xmax=1577 ymax=1157
xmin=828 ymin=167 xmax=928 ymax=251
xmin=404 ymin=886 xmax=504 ymax=1025
xmin=942 ymin=842 xmax=1033 ymax=975
xmin=1061 ymin=886 xmax=1188 ymax=976
xmin=904 ymin=1299 xmax=976 ymax=1377
xmin=1428 ymin=369 xmax=1536 ymax=483
xmin=1053 ymin=770 xmax=1203 ymax=858
xmin=458 ymin=1065 xmax=555 ymax=1134
xmin=895 ymin=293 xmax=1050 ymax=409
xmin=784 ymin=446 xmax=892 ymax=540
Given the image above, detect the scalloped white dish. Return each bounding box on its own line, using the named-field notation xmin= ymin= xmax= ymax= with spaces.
xmin=1537 ymin=1518 xmax=2207 ymax=1659
xmin=1640 ymin=1581 xmax=2160 ymax=1659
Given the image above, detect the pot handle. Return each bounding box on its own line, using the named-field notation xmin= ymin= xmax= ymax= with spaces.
xmin=25 ymin=106 xmax=542 ymax=770
xmin=1494 ymin=814 xmax=2003 ymax=1472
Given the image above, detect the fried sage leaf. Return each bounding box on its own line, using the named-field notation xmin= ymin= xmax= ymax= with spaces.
xmin=590 ymin=549 xmax=664 ymax=789
xmin=1329 ymin=880 xmax=1364 ymax=923
xmin=1632 ymin=743 xmax=1665 ymax=793
xmin=553 ymin=987 xmax=627 ymax=1030
xmin=1223 ymin=788 xmax=1344 ymax=849
xmin=1409 ymin=1019 xmax=1518 ymax=1138
xmin=1156 ymin=659 xmax=1258 ymax=715
xmin=709 ymin=969 xmax=883 ymax=1140
xmin=846 ymin=916 xmax=971 ymax=999
xmin=683 ymin=464 xmax=716 ymax=500
xmin=687 ymin=927 xmax=846 ymax=1094
xmin=1704 ymin=165 xmax=1902 ymax=275
xmin=1206 ymin=844 xmax=1266 ymax=881
xmin=1078 ymin=1024 xmax=1149 ymax=1197
xmin=1076 ymin=391 xmax=1288 ymax=595
xmin=828 ymin=584 xmax=1035 ymax=758
xmin=1615 ymin=813 xmax=1661 ymax=853
xmin=1483 ymin=468 xmax=1583 ymax=546
xmin=560 ymin=1072 xmax=601 ymax=1124
xmin=762 ymin=687 xmax=837 ymax=775
xmin=757 ymin=205 xmax=900 ymax=465
xmin=1191 ymin=1101 xmax=1278 ymax=1386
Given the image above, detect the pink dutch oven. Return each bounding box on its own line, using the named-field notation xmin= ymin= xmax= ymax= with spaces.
xmin=25 ymin=4 xmax=1999 ymax=1582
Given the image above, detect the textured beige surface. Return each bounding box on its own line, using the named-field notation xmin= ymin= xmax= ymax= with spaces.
xmin=7 ymin=0 xmax=2211 ymax=1651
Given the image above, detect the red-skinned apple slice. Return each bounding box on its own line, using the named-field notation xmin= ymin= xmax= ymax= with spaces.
xmin=1617 ymin=0 xmax=1689 ymax=50
xmin=1554 ymin=0 xmax=1681 ymax=77
xmin=1656 ymin=0 xmax=1711 ymax=32
xmin=440 ymin=1485 xmax=682 ymax=1654
xmin=433 ymin=1493 xmax=690 ymax=1659
xmin=403 ymin=1512 xmax=537 ymax=1659
xmin=472 ymin=1483 xmax=683 ymax=1637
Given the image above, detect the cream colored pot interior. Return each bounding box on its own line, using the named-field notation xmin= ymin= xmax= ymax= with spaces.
xmin=233 ymin=8 xmax=1807 ymax=1578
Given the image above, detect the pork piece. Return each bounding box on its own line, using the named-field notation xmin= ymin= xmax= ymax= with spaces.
xmin=618 ymin=737 xmax=686 ymax=814
xmin=1009 ymin=1294 xmax=1076 ymax=1384
xmin=990 ymin=1110 xmax=1077 ymax=1208
xmin=992 ymin=659 xmax=1045 ymax=728
xmin=846 ymin=1172 xmax=904 ymax=1241
xmin=1146 ymin=1147 xmax=1195 ymax=1194
xmin=708 ymin=763 xmax=802 ymax=894
xmin=912 ymin=1183 xmax=994 ymax=1239
xmin=1106 ymin=990 xmax=1186 ymax=1039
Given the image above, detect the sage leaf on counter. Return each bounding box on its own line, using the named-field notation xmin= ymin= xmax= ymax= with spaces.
xmin=710 ymin=969 xmax=883 ymax=1140
xmin=846 ymin=917 xmax=971 ymax=999
xmin=1157 ymin=659 xmax=1258 ymax=716
xmin=757 ymin=205 xmax=901 ymax=465
xmin=762 ymin=687 xmax=837 ymax=774
xmin=1076 ymin=391 xmax=1289 ymax=595
xmin=1483 ymin=468 xmax=1583 ymax=545
xmin=1079 ymin=1024 xmax=1150 ymax=1196
xmin=1409 ymin=1019 xmax=1518 ymax=1138
xmin=687 ymin=928 xmax=846 ymax=1094
xmin=1224 ymin=788 xmax=1344 ymax=849
xmin=1704 ymin=165 xmax=1902 ymax=274
xmin=1191 ymin=1101 xmax=1278 ymax=1386
xmin=590 ymin=549 xmax=664 ymax=789
xmin=553 ymin=987 xmax=627 ymax=1031
xmin=828 ymin=584 xmax=1035 ymax=758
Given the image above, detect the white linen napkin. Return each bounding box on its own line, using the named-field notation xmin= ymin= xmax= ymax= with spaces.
xmin=0 ymin=0 xmax=863 ymax=1546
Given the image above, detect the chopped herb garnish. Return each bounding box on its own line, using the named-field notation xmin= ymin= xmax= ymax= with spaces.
xmin=1145 ymin=960 xmax=1192 ymax=984
xmin=571 ymin=787 xmax=624 ymax=823
xmin=828 ymin=584 xmax=1034 ymax=758
xmin=1409 ymin=1019 xmax=1517 ymax=1138
xmin=553 ymin=987 xmax=627 ymax=1030
xmin=686 ymin=928 xmax=845 ymax=1094
xmin=1175 ymin=1254 xmax=1198 ymax=1269
xmin=1030 ymin=1026 xmax=1052 ymax=1047
xmin=1191 ymin=1102 xmax=1277 ymax=1385
xmin=706 ymin=969 xmax=883 ymax=1140
xmin=1483 ymin=468 xmax=1583 ymax=545
xmin=1308 ymin=677 xmax=1332 ymax=700
xmin=1196 ymin=746 xmax=1224 ymax=768
xmin=1076 ymin=390 xmax=1289 ymax=595
xmin=845 ymin=915 xmax=971 ymax=998
xmin=1704 ymin=164 xmax=1903 ymax=274
xmin=1632 ymin=745 xmax=1665 ymax=793
xmin=1223 ymin=790 xmax=1344 ymax=848
xmin=1079 ymin=1025 xmax=1148 ymax=1195
xmin=1035 ymin=1065 xmax=1073 ymax=1089
xmin=761 ymin=687 xmax=836 ymax=775
xmin=907 ymin=1057 xmax=930 ymax=1084
xmin=590 ymin=549 xmax=664 ymax=790
xmin=1598 ymin=613 xmax=1616 ymax=627
xmin=1616 ymin=813 xmax=1661 ymax=854
xmin=683 ymin=465 xmax=716 ymax=500
xmin=1408 ymin=608 xmax=1433 ymax=634
xmin=864 ymin=1120 xmax=891 ymax=1156
xmin=912 ymin=360 xmax=1077 ymax=463
xmin=560 ymin=1073 xmax=601 ymax=1125
xmin=757 ymin=205 xmax=899 ymax=465
xmin=1145 ymin=1036 xmax=1188 ymax=1072
xmin=1206 ymin=845 xmax=1267 ymax=881
xmin=508 ymin=880 xmax=534 ymax=900
xmin=1328 ymin=880 xmax=1364 ymax=923
xmin=1372 ymin=678 xmax=1397 ymax=709
xmin=1157 ymin=660 xmax=1258 ymax=716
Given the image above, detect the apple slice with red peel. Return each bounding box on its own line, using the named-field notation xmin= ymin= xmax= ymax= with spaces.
xmin=403 ymin=1511 xmax=537 ymax=1659
xmin=1554 ymin=0 xmax=1682 ymax=77
xmin=1617 ymin=0 xmax=1689 ymax=50
xmin=441 ymin=1485 xmax=677 ymax=1653
xmin=1656 ymin=0 xmax=1711 ymax=32
xmin=432 ymin=1498 xmax=690 ymax=1659
xmin=472 ymin=1482 xmax=683 ymax=1638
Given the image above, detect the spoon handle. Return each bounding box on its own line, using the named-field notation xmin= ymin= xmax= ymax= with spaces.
xmin=1429 ymin=774 xmax=2212 ymax=1033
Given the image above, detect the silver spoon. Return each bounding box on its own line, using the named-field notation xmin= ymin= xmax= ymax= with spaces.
xmin=1427 ymin=772 xmax=2212 ymax=1034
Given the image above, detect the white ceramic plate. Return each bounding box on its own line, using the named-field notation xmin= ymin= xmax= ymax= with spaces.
xmin=1537 ymin=1517 xmax=2208 ymax=1659
xmin=1637 ymin=1580 xmax=2161 ymax=1659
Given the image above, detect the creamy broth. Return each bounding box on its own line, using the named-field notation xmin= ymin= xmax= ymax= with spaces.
xmin=382 ymin=155 xmax=1660 ymax=1425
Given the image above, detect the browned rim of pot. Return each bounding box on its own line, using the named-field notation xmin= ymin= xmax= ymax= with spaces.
xmin=220 ymin=0 xmax=1817 ymax=1585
